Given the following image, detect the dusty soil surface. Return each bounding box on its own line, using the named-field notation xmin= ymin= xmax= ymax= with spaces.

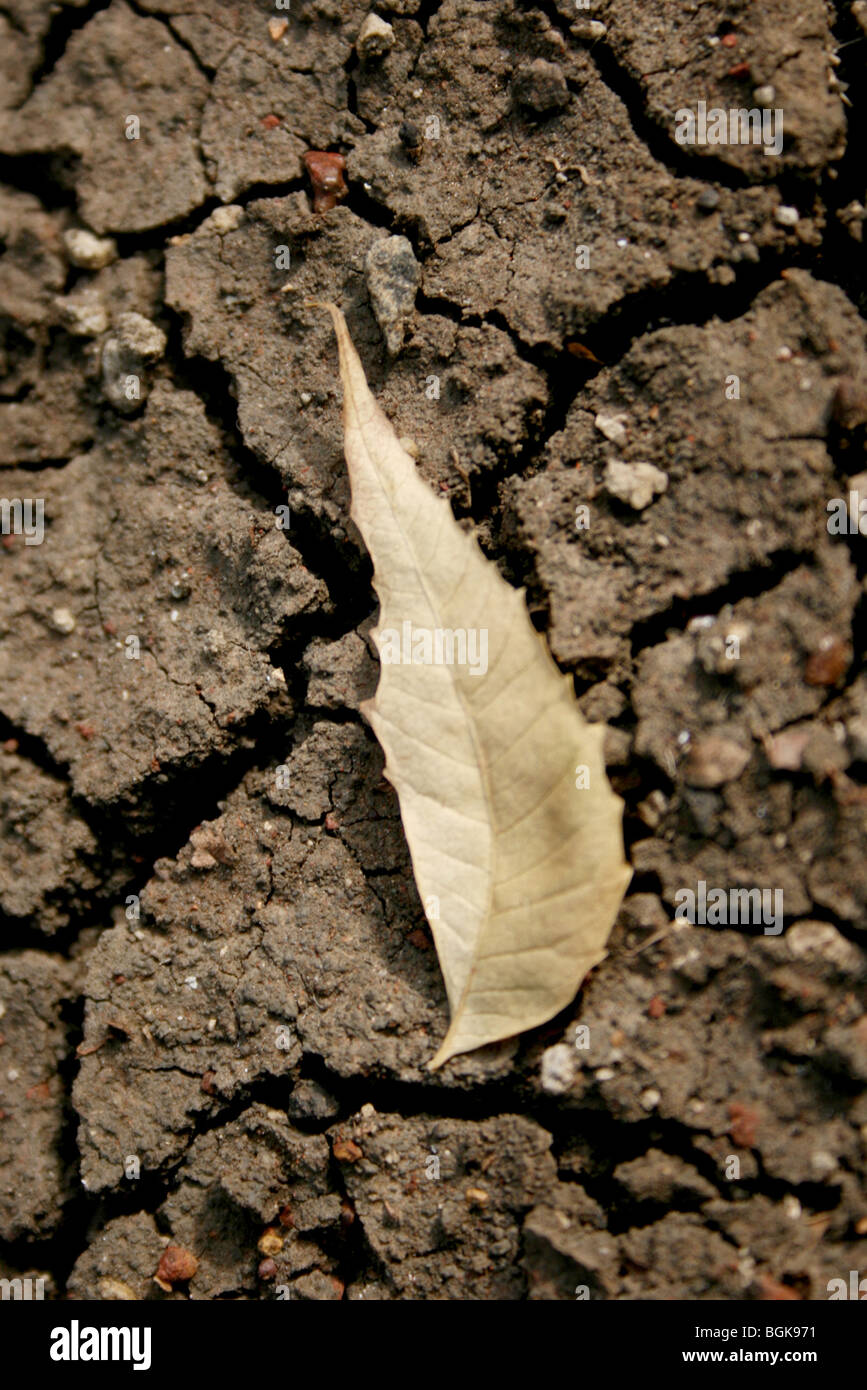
xmin=1 ymin=0 xmax=865 ymax=1300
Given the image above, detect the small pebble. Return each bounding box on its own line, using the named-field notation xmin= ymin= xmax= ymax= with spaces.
xmin=572 ymin=19 xmax=607 ymax=41
xmin=114 ymin=312 xmax=167 ymax=362
xmin=356 ymin=13 xmax=395 ymax=62
xmin=804 ymin=636 xmax=849 ymax=687
xmin=53 ymin=289 xmax=109 ymax=337
xmin=775 ymin=205 xmax=800 ymax=227
xmin=540 ymin=1043 xmax=577 ymax=1095
xmin=51 ymin=607 xmax=77 ymax=635
xmin=594 ymin=409 xmax=629 ymax=444
xmin=288 ymin=1080 xmax=341 ymax=1121
xmin=787 ymin=920 xmax=864 ymax=974
xmin=154 ymin=1245 xmax=198 ymax=1288
xmin=209 ymin=205 xmax=244 ymax=235
xmin=63 ymin=228 xmax=117 ymax=270
xmin=399 ymin=119 xmax=421 ymax=149
xmin=258 ymin=1228 xmax=284 ymax=1257
xmin=398 ymin=119 xmax=423 ymax=161
xmin=753 ymin=84 xmax=776 ymax=104
xmin=512 ymin=58 xmax=570 ymax=113
xmin=683 ymin=734 xmax=750 ymax=787
xmin=268 ymin=17 xmax=288 ymax=41
xmin=696 ymin=187 xmax=720 ymax=212
xmin=303 ymin=151 xmax=348 ymax=213
xmin=603 ymin=459 xmax=668 ymax=510
xmin=763 ymin=728 xmax=810 ymax=771
xmin=365 ymin=234 xmax=420 ymax=354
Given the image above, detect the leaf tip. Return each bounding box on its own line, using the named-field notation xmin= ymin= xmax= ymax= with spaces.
xmin=426 ymin=1043 xmax=452 ymax=1072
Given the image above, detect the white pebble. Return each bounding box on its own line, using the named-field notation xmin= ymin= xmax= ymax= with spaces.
xmin=540 ymin=1043 xmax=577 ymax=1095
xmin=63 ymin=228 xmax=117 ymax=270
xmin=604 ymin=458 xmax=668 ymax=510
xmin=356 ymin=13 xmax=394 ymax=61
xmin=572 ymin=20 xmax=607 ymax=41
xmin=594 ymin=410 xmax=629 ymax=444
xmin=51 ymin=607 xmax=77 ymax=635
xmin=208 ymin=205 xmax=245 ymax=235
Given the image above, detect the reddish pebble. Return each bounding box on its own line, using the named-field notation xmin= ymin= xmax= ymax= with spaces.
xmin=727 ymin=62 xmax=750 ymax=77
xmin=728 ymin=1100 xmax=759 ymax=1149
xmin=721 ymin=32 xmax=738 ymax=47
xmin=258 ymin=1258 xmax=278 ymax=1281
xmin=332 ymin=1137 xmax=363 ymax=1162
xmin=155 ymin=1245 xmax=198 ymax=1287
xmin=201 ymin=1069 xmax=217 ymax=1095
xmin=647 ymin=995 xmax=666 ymax=1019
xmin=804 ymin=636 xmax=849 ymax=687
xmin=261 ymin=114 xmax=280 ymax=130
xmin=2 ymin=739 xmax=18 ymax=753
xmin=303 ymin=151 xmax=348 ymax=212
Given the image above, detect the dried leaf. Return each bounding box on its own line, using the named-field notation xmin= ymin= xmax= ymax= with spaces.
xmin=321 ymin=304 xmax=631 ymax=1068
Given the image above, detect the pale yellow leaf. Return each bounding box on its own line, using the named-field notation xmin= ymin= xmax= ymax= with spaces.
xmin=321 ymin=303 xmax=632 ymax=1069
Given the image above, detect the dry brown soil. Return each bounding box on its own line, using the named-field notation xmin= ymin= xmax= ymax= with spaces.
xmin=0 ymin=0 xmax=865 ymax=1300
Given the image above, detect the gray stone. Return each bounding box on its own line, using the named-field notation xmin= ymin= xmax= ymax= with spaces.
xmin=513 ymin=59 xmax=570 ymax=114
xmin=365 ymin=235 xmax=420 ymax=354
